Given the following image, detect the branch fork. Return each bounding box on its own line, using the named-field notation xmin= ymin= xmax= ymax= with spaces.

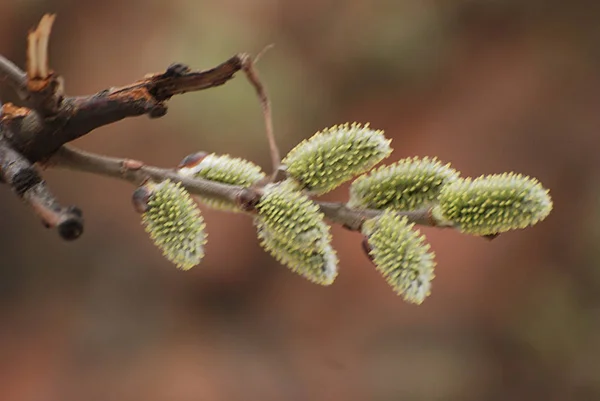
xmin=0 ymin=15 xmax=248 ymax=239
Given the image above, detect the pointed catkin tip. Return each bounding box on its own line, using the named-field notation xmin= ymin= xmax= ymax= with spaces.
xmin=434 ymin=173 xmax=553 ymax=235
xmin=362 ymin=210 xmax=436 ymax=304
xmin=349 ymin=156 xmax=459 ymax=211
xmin=177 ymin=153 xmax=266 ymax=211
xmin=255 ymin=180 xmax=338 ymax=285
xmin=140 ymin=180 xmax=206 ymax=270
xmin=282 ymin=122 xmax=392 ymax=195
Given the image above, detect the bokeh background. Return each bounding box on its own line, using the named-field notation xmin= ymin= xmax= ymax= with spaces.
xmin=1 ymin=1 xmax=599 ymax=400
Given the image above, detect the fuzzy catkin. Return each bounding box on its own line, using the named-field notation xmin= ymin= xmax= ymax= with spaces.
xmin=349 ymin=157 xmax=459 ymax=211
xmin=178 ymin=153 xmax=265 ymax=211
xmin=141 ymin=180 xmax=206 ymax=270
xmin=362 ymin=210 xmax=436 ymax=304
xmin=282 ymin=123 xmax=392 ymax=195
xmin=255 ymin=181 xmax=338 ymax=285
xmin=433 ymin=173 xmax=553 ymax=235
xmin=257 ymin=224 xmax=338 ymax=285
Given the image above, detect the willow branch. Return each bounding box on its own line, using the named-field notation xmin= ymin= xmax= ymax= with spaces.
xmin=317 ymin=202 xmax=439 ymax=231
xmin=0 ymin=54 xmax=246 ymax=162
xmin=0 ymin=139 xmax=83 ymax=239
xmin=49 ymin=145 xmax=245 ymax=204
xmin=48 ymin=145 xmax=443 ymax=231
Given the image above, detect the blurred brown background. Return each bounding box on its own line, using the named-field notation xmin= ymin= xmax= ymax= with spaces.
xmin=1 ymin=1 xmax=599 ymax=400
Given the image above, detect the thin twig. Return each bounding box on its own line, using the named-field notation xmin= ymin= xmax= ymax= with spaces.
xmin=50 ymin=145 xmax=246 ymax=204
xmin=142 ymin=55 xmax=246 ymax=101
xmin=0 ymin=55 xmax=28 ymax=95
xmin=0 ymin=139 xmax=83 ymax=239
xmin=241 ymin=52 xmax=280 ymax=178
xmin=48 ymin=145 xmax=442 ymax=231
xmin=317 ymin=202 xmax=438 ymax=231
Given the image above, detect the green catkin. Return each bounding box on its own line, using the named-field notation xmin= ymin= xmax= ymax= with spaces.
xmin=141 ymin=180 xmax=206 ymax=270
xmin=433 ymin=173 xmax=553 ymax=235
xmin=349 ymin=157 xmax=459 ymax=211
xmin=282 ymin=123 xmax=392 ymax=195
xmin=255 ymin=181 xmax=338 ymax=285
xmin=362 ymin=210 xmax=436 ymax=304
xmin=257 ymin=225 xmax=338 ymax=285
xmin=178 ymin=153 xmax=265 ymax=211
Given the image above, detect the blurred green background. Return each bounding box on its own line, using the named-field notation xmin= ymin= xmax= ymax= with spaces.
xmin=1 ymin=0 xmax=599 ymax=400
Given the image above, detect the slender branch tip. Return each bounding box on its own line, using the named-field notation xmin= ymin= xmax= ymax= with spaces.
xmin=241 ymin=54 xmax=280 ymax=178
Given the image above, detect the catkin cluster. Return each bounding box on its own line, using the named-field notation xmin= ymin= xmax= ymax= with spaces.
xmin=133 ymin=123 xmax=553 ymax=305
xmin=348 ymin=156 xmax=552 ymax=302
